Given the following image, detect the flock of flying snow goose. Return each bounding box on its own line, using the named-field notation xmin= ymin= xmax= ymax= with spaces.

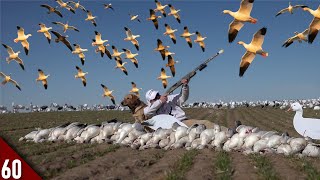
xmin=1 ymin=0 xmax=319 ymax=105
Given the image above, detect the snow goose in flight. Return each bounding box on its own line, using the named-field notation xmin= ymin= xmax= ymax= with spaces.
xmin=40 ymin=4 xmax=63 ymax=18
xmin=37 ymin=23 xmax=52 ymax=44
xmin=123 ymin=48 xmax=139 ymax=68
xmin=147 ymin=9 xmax=161 ymax=30
xmin=164 ymin=24 xmax=177 ymax=44
xmin=72 ymin=44 xmax=88 ymax=65
xmin=14 ymin=26 xmax=32 ymax=55
xmin=124 ymin=27 xmax=140 ymax=51
xmin=164 ymin=49 xmax=175 ymax=57
xmin=101 ymin=84 xmax=116 ymax=105
xmin=303 ymin=6 xmax=320 ymax=43
xmin=92 ymin=31 xmax=108 ymax=46
xmin=166 ymin=55 xmax=178 ymax=77
xmin=52 ymin=21 xmax=79 ymax=33
xmin=130 ymin=82 xmax=142 ymax=96
xmin=238 ymin=27 xmax=268 ymax=77
xmin=168 ymin=4 xmax=181 ymax=23
xmin=36 ymin=69 xmax=49 ymax=90
xmin=129 ymin=14 xmax=141 ymax=22
xmin=154 ymin=39 xmax=169 ymax=60
xmin=55 ymin=0 xmax=75 ymax=13
xmin=276 ymin=2 xmax=307 ymax=17
xmin=75 ymin=66 xmax=87 ymax=87
xmin=0 ymin=72 xmax=21 ymax=91
xmin=92 ymin=38 xmax=111 ymax=59
xmin=111 ymin=46 xmax=124 ymax=61
xmin=180 ymin=26 xmax=194 ymax=48
xmin=194 ymin=31 xmax=207 ymax=52
xmin=67 ymin=1 xmax=86 ymax=12
xmin=104 ymin=3 xmax=114 ymax=11
xmin=282 ymin=29 xmax=308 ymax=48
xmin=154 ymin=0 xmax=168 ymax=17
xmin=85 ymin=10 xmax=97 ymax=27
xmin=2 ymin=44 xmax=25 ymax=70
xmin=158 ymin=68 xmax=171 ymax=88
xmin=51 ymin=31 xmax=73 ymax=51
xmin=223 ymin=0 xmax=257 ymax=43
xmin=115 ymin=60 xmax=128 ymax=76
xmin=288 ymin=102 xmax=320 ymax=140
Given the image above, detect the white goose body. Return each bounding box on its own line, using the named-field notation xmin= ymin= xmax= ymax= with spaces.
xmin=289 ymin=102 xmax=320 ymax=140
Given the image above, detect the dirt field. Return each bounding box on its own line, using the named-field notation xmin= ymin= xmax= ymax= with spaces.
xmin=1 ymin=107 xmax=320 ymax=180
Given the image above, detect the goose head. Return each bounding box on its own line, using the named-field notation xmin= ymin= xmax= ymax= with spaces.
xmin=287 ymin=102 xmax=303 ymax=112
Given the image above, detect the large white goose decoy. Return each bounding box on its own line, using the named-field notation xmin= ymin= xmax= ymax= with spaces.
xmin=40 ymin=4 xmax=63 ymax=18
xmin=124 ymin=27 xmax=140 ymax=51
xmin=2 ymin=44 xmax=25 ymax=70
xmin=154 ymin=0 xmax=168 ymax=17
xmin=223 ymin=0 xmax=257 ymax=43
xmin=168 ymin=4 xmax=181 ymax=23
xmin=238 ymin=27 xmax=268 ymax=77
xmin=275 ymin=2 xmax=308 ymax=17
xmin=288 ymin=102 xmax=320 ymax=140
xmin=0 ymin=72 xmax=21 ymax=91
xmin=147 ymin=9 xmax=161 ymax=30
xmin=101 ymin=84 xmax=115 ymax=105
xmin=282 ymin=29 xmax=308 ymax=48
xmin=55 ymin=0 xmax=75 ymax=13
xmin=36 ymin=69 xmax=49 ymax=90
xmin=72 ymin=44 xmax=88 ymax=65
xmin=14 ymin=26 xmax=32 ymax=55
xmin=37 ymin=23 xmax=52 ymax=44
xmin=164 ymin=24 xmax=177 ymax=44
xmin=303 ymin=6 xmax=320 ymax=43
xmin=75 ymin=66 xmax=87 ymax=87
xmin=52 ymin=21 xmax=79 ymax=33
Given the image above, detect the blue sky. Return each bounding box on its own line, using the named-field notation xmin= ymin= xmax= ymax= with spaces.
xmin=0 ymin=0 xmax=319 ymax=107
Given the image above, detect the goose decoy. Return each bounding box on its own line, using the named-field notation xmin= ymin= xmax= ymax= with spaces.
xmin=104 ymin=3 xmax=114 ymax=11
xmin=2 ymin=44 xmax=25 ymax=70
xmin=238 ymin=27 xmax=268 ymax=77
xmin=115 ymin=60 xmax=128 ymax=75
xmin=302 ymin=6 xmax=320 ymax=43
xmin=75 ymin=66 xmax=87 ymax=87
xmin=14 ymin=26 xmax=31 ymax=55
xmin=223 ymin=0 xmax=257 ymax=43
xmin=130 ymin=82 xmax=142 ymax=96
xmin=194 ymin=31 xmax=207 ymax=52
xmin=180 ymin=26 xmax=194 ymax=48
xmin=40 ymin=4 xmax=63 ymax=18
xmin=154 ymin=39 xmax=169 ymax=60
xmin=72 ymin=44 xmax=88 ymax=65
xmin=0 ymin=72 xmax=21 ymax=91
xmin=101 ymin=84 xmax=115 ymax=105
xmin=158 ymin=68 xmax=171 ymax=88
xmin=51 ymin=31 xmax=73 ymax=51
xmin=123 ymin=48 xmax=139 ymax=68
xmin=37 ymin=23 xmax=52 ymax=44
xmin=85 ymin=10 xmax=97 ymax=27
xmin=168 ymin=4 xmax=181 ymax=23
xmin=124 ymin=27 xmax=140 ymax=51
xmin=36 ymin=69 xmax=49 ymax=90
xmin=111 ymin=46 xmax=124 ymax=61
xmin=67 ymin=1 xmax=86 ymax=12
xmin=166 ymin=55 xmax=178 ymax=77
xmin=129 ymin=14 xmax=141 ymax=22
xmin=55 ymin=0 xmax=75 ymax=13
xmin=147 ymin=9 xmax=161 ymax=30
xmin=282 ymin=29 xmax=308 ymax=48
xmin=164 ymin=24 xmax=177 ymax=44
xmin=154 ymin=0 xmax=168 ymax=17
xmin=52 ymin=21 xmax=79 ymax=33
xmin=275 ymin=2 xmax=307 ymax=17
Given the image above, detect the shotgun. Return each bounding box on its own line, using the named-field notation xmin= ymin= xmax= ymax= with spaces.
xmin=165 ymin=49 xmax=224 ymax=94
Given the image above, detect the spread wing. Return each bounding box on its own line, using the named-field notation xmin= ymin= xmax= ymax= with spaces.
xmin=239 ymin=51 xmax=256 ymax=77
xmin=238 ymin=0 xmax=254 ymax=15
xmin=250 ymin=27 xmax=267 ymax=47
xmin=228 ymin=20 xmax=244 ymax=43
